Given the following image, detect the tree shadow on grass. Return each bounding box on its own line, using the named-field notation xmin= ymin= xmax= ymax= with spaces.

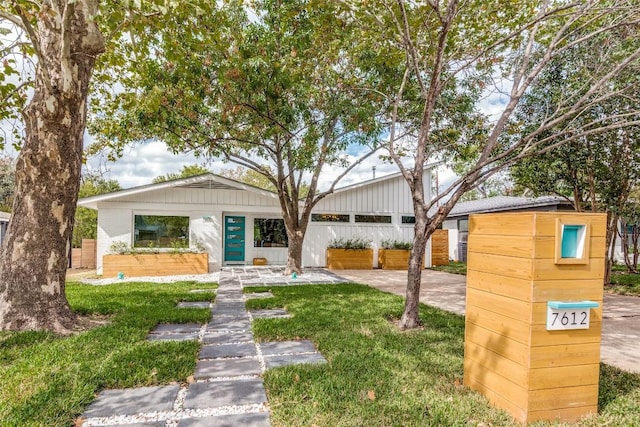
xmin=598 ymin=363 xmax=640 ymax=409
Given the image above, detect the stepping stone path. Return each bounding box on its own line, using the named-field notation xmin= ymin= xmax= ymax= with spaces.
xmin=82 ymin=267 xmax=330 ymax=427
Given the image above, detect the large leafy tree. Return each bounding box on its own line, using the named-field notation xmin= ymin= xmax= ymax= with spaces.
xmin=91 ymin=0 xmax=388 ymax=274
xmin=0 ymin=0 xmax=189 ymax=332
xmin=0 ymin=0 xmax=105 ymax=332
xmin=349 ymin=0 xmax=640 ymax=328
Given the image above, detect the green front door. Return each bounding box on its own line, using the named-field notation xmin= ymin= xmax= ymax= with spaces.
xmin=224 ymin=216 xmax=245 ymax=262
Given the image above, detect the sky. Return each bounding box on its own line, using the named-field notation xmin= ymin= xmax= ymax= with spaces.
xmin=83 ymin=140 xmax=439 ymax=191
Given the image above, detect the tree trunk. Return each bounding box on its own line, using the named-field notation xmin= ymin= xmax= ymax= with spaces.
xmin=0 ymin=1 xmax=104 ymax=332
xmin=400 ymin=226 xmax=428 ymax=329
xmin=284 ymin=229 xmax=304 ymax=275
xmin=399 ymin=182 xmax=429 ymax=329
xmin=604 ymin=211 xmax=618 ymax=287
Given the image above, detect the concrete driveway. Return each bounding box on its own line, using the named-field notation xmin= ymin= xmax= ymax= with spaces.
xmin=333 ymin=269 xmax=640 ymax=374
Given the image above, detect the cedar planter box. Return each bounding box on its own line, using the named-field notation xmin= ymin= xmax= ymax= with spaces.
xmin=326 ymin=248 xmax=373 ymax=269
xmin=103 ymin=253 xmax=209 ymax=277
xmin=378 ymin=248 xmax=410 ymax=270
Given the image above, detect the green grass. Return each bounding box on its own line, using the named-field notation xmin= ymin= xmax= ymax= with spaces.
xmin=0 ymin=280 xmax=216 ymax=427
xmin=2 ymin=280 xmax=638 ymax=426
xmin=246 ymin=283 xmax=640 ymax=426
xmin=607 ymin=264 xmax=640 ymax=296
xmin=430 ymin=261 xmax=468 ymax=275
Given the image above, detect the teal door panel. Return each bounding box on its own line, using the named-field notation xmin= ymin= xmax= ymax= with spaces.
xmin=224 ymin=216 xmax=245 ymax=262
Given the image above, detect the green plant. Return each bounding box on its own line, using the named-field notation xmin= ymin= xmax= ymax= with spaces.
xmin=380 ymin=239 xmax=412 ymax=250
xmin=168 ymin=239 xmax=189 ymax=254
xmin=327 ymin=236 xmax=372 ymax=250
xmin=108 ymin=240 xmax=132 ymax=254
xmin=191 ymin=238 xmax=207 ymax=253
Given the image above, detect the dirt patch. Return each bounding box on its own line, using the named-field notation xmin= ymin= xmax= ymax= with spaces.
xmin=66 ymin=268 xmax=99 ymax=281
xmin=71 ymin=314 xmax=111 ymax=333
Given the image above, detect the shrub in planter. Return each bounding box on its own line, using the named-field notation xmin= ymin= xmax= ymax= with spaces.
xmin=379 ymin=239 xmax=413 ymax=270
xmin=326 ymin=237 xmax=373 ymax=269
xmin=103 ymin=240 xmax=209 ymax=277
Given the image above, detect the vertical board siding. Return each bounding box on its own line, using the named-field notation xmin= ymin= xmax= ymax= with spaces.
xmin=464 ymin=212 xmax=606 ymax=425
xmin=93 ymin=171 xmax=432 ymax=271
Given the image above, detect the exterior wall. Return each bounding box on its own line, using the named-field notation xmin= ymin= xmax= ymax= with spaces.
xmin=313 ymin=174 xmax=414 ymax=213
xmin=304 ymin=221 xmax=427 ymax=268
xmin=442 ymin=220 xmax=459 ymax=261
xmin=92 ymin=171 xmax=433 ymax=273
xmin=304 ymin=172 xmax=432 ymax=268
xmin=95 ymin=186 xmax=282 ymax=274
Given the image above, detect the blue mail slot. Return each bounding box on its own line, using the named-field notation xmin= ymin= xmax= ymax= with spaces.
xmin=547 ymin=300 xmax=599 ymax=310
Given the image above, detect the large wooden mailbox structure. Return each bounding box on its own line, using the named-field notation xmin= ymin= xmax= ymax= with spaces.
xmin=464 ymin=212 xmax=606 ymax=424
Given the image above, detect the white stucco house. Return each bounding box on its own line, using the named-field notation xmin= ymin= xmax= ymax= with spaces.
xmin=78 ymin=170 xmax=434 ymax=274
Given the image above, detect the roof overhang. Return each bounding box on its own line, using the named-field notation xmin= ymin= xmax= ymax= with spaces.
xmin=78 ymin=173 xmax=279 ymax=210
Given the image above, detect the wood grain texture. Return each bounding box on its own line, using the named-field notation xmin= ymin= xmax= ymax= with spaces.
xmin=464 ymin=212 xmax=604 ymax=425
xmin=326 ymin=249 xmax=373 ymax=269
xmin=431 ymin=229 xmax=449 ymax=265
xmin=103 ymin=253 xmax=209 ymax=277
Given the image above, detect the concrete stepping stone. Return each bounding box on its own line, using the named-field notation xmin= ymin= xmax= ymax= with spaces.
xmin=260 ymin=340 xmax=317 ymax=356
xmin=83 ymin=385 xmax=180 ymax=418
xmin=151 ymin=323 xmax=201 ymax=334
xmin=215 ymin=295 xmax=245 ymax=302
xmin=250 ymin=309 xmax=291 ymax=319
xmin=183 ymin=379 xmax=267 ymax=409
xmin=178 ymin=412 xmax=270 ymax=427
xmin=147 ymin=332 xmax=198 ymax=342
xmin=210 ymin=312 xmax=250 ymax=320
xmin=207 ymin=318 xmax=251 ymax=331
xmin=213 ymin=301 xmax=246 ymax=310
xmin=199 ymin=342 xmax=257 ymax=359
xmin=203 ymin=331 xmax=254 ymax=345
xmin=177 ymin=301 xmax=211 ymax=309
xmin=264 ymin=352 xmax=327 ymax=369
xmin=195 ymin=357 xmax=262 ymax=379
xmin=245 ymin=292 xmax=274 ymax=299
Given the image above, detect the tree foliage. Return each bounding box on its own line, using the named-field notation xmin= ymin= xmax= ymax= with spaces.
xmin=152 ymin=164 xmax=210 ymax=184
xmin=89 ymin=0 xmax=389 ymax=274
xmin=0 ymin=155 xmax=15 ymax=212
xmin=347 ymin=0 xmax=640 ymax=328
xmin=0 ymin=0 xmax=191 ymax=332
xmin=73 ymin=175 xmax=121 ymax=247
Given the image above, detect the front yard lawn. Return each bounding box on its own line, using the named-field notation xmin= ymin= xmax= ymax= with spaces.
xmin=0 ymin=280 xmax=215 ymax=427
xmin=608 ymin=264 xmax=640 ymax=296
xmin=247 ymin=283 xmax=640 ymax=427
xmin=1 ymin=280 xmax=638 ymax=426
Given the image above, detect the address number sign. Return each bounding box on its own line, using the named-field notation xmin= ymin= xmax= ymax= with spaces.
xmin=546 ymin=301 xmax=599 ymax=331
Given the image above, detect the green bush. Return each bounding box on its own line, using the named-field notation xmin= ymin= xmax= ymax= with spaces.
xmin=327 ymin=236 xmax=372 ymax=249
xmin=380 ymin=239 xmax=412 ymax=250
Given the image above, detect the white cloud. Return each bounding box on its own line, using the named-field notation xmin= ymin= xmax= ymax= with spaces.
xmin=84 ymin=141 xmax=214 ymax=188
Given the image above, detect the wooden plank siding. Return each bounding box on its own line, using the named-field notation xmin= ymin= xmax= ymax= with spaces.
xmin=431 ymin=229 xmax=449 ymax=265
xmin=464 ymin=212 xmax=606 ymax=425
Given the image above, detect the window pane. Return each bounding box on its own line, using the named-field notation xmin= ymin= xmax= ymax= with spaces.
xmin=355 ymin=215 xmax=392 ymax=224
xmin=311 ymin=213 xmax=350 ymax=222
xmin=401 ymin=216 xmax=415 ymax=224
xmin=134 ymin=215 xmax=189 ymax=248
xmin=458 ymin=219 xmax=469 ymax=232
xmin=254 ymin=218 xmax=288 ymax=247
